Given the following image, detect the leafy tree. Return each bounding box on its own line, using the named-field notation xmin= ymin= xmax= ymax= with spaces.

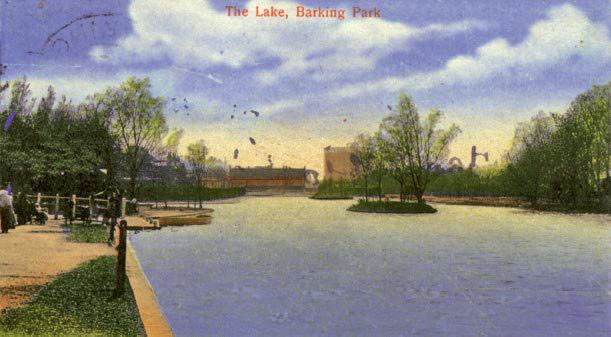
xmin=550 ymin=83 xmax=610 ymax=208
xmin=505 ymin=112 xmax=555 ymax=207
xmin=381 ymin=93 xmax=461 ymax=203
xmin=186 ymin=139 xmax=209 ymax=208
xmin=371 ymin=132 xmax=387 ymax=200
xmin=95 ymin=77 xmax=168 ymax=197
xmin=350 ymin=133 xmax=376 ymax=202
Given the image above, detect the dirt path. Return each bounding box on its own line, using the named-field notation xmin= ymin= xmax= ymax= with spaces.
xmin=0 ymin=220 xmax=114 ymax=310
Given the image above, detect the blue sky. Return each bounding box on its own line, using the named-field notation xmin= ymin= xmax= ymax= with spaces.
xmin=2 ymin=0 xmax=610 ymax=174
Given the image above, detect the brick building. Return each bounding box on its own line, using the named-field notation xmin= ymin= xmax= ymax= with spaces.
xmin=324 ymin=146 xmax=355 ymax=180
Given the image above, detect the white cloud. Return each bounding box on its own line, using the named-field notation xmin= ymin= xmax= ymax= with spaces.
xmin=90 ymin=0 xmax=486 ymax=85
xmin=333 ymin=3 xmax=611 ymax=98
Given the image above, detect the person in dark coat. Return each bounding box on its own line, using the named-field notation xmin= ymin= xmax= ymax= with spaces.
xmin=14 ymin=192 xmax=30 ymax=225
xmin=64 ymin=199 xmax=75 ymax=226
xmin=107 ymin=188 xmax=122 ymax=246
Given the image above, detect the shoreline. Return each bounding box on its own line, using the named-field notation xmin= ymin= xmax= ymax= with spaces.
xmin=126 ymin=238 xmax=174 ymax=337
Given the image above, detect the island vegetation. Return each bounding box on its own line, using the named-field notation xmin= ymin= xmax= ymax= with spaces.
xmin=342 ymin=93 xmax=460 ymax=213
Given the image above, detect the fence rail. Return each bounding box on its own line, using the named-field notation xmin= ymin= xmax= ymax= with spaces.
xmin=24 ymin=193 xmax=126 ymax=221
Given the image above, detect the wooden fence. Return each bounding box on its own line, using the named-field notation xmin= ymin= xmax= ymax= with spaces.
xmin=26 ymin=193 xmax=127 ymax=222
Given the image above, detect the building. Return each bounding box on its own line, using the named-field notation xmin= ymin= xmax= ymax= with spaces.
xmin=228 ymin=167 xmax=306 ymax=190
xmin=324 ymin=146 xmax=355 ymax=180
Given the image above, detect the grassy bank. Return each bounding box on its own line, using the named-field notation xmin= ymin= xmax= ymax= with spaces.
xmin=65 ymin=222 xmax=108 ymax=243
xmin=0 ymin=256 xmax=144 ymax=336
xmin=348 ymin=200 xmax=438 ymax=214
xmin=310 ymin=191 xmax=353 ymax=200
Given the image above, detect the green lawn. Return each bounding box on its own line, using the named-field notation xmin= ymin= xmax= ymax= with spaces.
xmin=0 ymin=256 xmax=144 ymax=336
xmin=65 ymin=222 xmax=108 ymax=243
xmin=348 ymin=200 xmax=438 ymax=214
xmin=310 ymin=191 xmax=354 ymax=200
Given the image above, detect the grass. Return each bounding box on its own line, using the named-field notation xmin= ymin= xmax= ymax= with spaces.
xmin=348 ymin=199 xmax=438 ymax=214
xmin=0 ymin=256 xmax=144 ymax=336
xmin=310 ymin=192 xmax=354 ymax=200
xmin=65 ymin=222 xmax=108 ymax=243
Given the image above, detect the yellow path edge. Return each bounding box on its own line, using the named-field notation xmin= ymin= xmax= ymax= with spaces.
xmin=126 ymin=239 xmax=175 ymax=337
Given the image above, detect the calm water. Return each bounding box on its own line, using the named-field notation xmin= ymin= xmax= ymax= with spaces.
xmin=130 ymin=197 xmax=610 ymax=337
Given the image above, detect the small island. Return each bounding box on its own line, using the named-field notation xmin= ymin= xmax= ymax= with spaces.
xmin=348 ymin=200 xmax=437 ymax=214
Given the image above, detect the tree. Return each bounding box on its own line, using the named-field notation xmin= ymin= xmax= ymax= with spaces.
xmin=371 ymin=132 xmax=387 ymax=201
xmin=505 ymin=112 xmax=555 ymax=207
xmin=350 ymin=134 xmax=376 ymax=202
xmin=549 ymin=83 xmax=610 ymax=207
xmin=381 ymin=93 xmax=461 ymax=203
xmin=186 ymin=139 xmax=209 ymax=208
xmin=98 ymin=77 xmax=168 ymax=197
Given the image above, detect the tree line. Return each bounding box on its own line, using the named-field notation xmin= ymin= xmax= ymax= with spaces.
xmin=0 ymin=76 xmax=234 ymax=201
xmin=337 ymin=84 xmax=610 ymax=212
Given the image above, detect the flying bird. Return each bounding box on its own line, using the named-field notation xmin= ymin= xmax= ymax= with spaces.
xmin=250 ymin=110 xmax=260 ymax=117
xmin=249 ymin=137 xmax=256 ymax=145
xmin=184 ymin=105 xmax=189 ymax=109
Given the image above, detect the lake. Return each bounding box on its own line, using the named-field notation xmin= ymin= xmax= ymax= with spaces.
xmin=129 ymin=197 xmax=610 ymax=336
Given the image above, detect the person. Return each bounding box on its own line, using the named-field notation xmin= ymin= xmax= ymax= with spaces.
xmin=0 ymin=189 xmax=14 ymax=233
xmin=107 ymin=188 xmax=122 ymax=246
xmin=14 ymin=192 xmax=30 ymax=225
xmin=65 ymin=199 xmax=75 ymax=225
xmin=34 ymin=203 xmax=48 ymax=225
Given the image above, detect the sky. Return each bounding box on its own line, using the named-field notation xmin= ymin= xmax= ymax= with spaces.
xmin=1 ymin=0 xmax=610 ymax=176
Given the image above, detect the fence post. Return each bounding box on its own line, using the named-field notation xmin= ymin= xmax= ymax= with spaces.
xmin=121 ymin=197 xmax=126 ymax=219
xmin=54 ymin=194 xmax=60 ymax=220
xmin=36 ymin=193 xmax=41 ymax=205
xmin=89 ymin=195 xmax=94 ymax=222
xmin=71 ymin=194 xmax=76 ymax=220
xmin=113 ymin=219 xmax=128 ymax=298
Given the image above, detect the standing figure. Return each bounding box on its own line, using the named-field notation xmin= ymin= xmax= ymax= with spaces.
xmin=0 ymin=189 xmax=14 ymax=233
xmin=107 ymin=188 xmax=122 ymax=246
xmin=14 ymin=192 xmax=30 ymax=225
xmin=64 ymin=199 xmax=75 ymax=226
